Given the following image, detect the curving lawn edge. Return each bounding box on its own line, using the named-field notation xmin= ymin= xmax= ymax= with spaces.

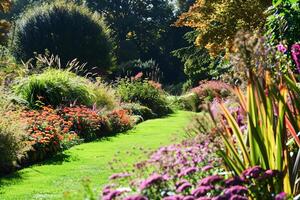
xmin=0 ymin=111 xmax=195 ymax=200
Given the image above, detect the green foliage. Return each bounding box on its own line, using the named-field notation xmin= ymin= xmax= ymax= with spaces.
xmin=83 ymin=0 xmax=187 ymax=83
xmin=173 ymin=31 xmax=231 ymax=86
xmin=168 ymin=93 xmax=200 ymax=112
xmin=11 ymin=1 xmax=115 ymax=74
xmin=266 ymin=1 xmax=300 ymax=46
xmin=14 ymin=68 xmax=117 ymax=109
xmin=120 ymin=103 xmax=156 ymax=121
xmin=0 ymin=93 xmax=30 ymax=173
xmin=117 ymin=78 xmax=172 ymax=117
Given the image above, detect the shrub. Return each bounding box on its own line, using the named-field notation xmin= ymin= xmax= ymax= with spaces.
xmin=168 ymin=93 xmax=200 ymax=112
xmin=14 ymin=69 xmax=92 ymax=108
xmin=14 ymin=68 xmax=118 ymax=109
xmin=120 ymin=103 xmax=156 ymax=121
xmin=191 ymin=80 xmax=233 ymax=106
xmin=117 ymin=78 xmax=172 ymax=117
xmin=0 ymin=110 xmax=30 ymax=174
xmin=106 ymin=109 xmax=133 ymax=133
xmin=11 ymin=1 xmax=114 ymax=74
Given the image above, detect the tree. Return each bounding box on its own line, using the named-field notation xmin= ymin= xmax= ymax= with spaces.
xmin=84 ymin=0 xmax=188 ymax=83
xmin=175 ymin=0 xmax=272 ymax=56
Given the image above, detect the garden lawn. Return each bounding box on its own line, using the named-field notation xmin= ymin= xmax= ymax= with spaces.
xmin=0 ymin=111 xmax=195 ymax=200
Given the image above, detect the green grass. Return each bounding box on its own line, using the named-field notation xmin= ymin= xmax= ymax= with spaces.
xmin=0 ymin=111 xmax=195 ymax=200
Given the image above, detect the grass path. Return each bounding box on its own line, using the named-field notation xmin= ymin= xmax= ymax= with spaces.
xmin=0 ymin=111 xmax=195 ymax=200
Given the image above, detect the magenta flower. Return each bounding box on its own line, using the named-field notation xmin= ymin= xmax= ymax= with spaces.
xmin=183 ymin=196 xmax=196 ymax=200
xmin=178 ymin=167 xmax=198 ymax=177
xmin=229 ymin=195 xmax=248 ymax=200
xmin=124 ymin=195 xmax=148 ymax=200
xmin=212 ymin=195 xmax=229 ymax=200
xmin=292 ymin=44 xmax=300 ymax=73
xmin=277 ymin=44 xmax=287 ymax=53
xmin=103 ymin=190 xmax=123 ymax=200
xmin=224 ymin=186 xmax=248 ymax=196
xmin=109 ymin=173 xmax=131 ymax=180
xmin=198 ymin=175 xmax=223 ymax=186
xmin=225 ymin=176 xmax=245 ymax=187
xmin=242 ymin=166 xmax=263 ymax=178
xmin=275 ymin=192 xmax=287 ymax=200
xmin=202 ymin=165 xmax=213 ymax=171
xmin=176 ymin=182 xmax=192 ymax=193
xmin=163 ymin=195 xmax=184 ymax=200
xmin=192 ymin=186 xmax=213 ymax=197
xmin=139 ymin=173 xmax=168 ymax=190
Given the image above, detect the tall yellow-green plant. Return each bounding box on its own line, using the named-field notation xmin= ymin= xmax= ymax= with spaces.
xmin=215 ymin=69 xmax=300 ymax=195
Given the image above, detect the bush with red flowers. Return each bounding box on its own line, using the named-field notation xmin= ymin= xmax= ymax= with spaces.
xmin=106 ymin=109 xmax=133 ymax=133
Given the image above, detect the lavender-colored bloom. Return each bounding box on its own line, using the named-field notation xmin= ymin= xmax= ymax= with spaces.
xmin=192 ymin=186 xmax=213 ymax=197
xmin=163 ymin=195 xmax=184 ymax=200
xmin=183 ymin=196 xmax=196 ymax=200
xmin=124 ymin=195 xmax=148 ymax=200
xmin=292 ymin=44 xmax=300 ymax=73
xmin=176 ymin=179 xmax=189 ymax=187
xmin=139 ymin=173 xmax=168 ymax=190
xmin=265 ymin=169 xmax=280 ymax=178
xmin=225 ymin=176 xmax=245 ymax=187
xmin=277 ymin=44 xmax=287 ymax=53
xmin=224 ymin=186 xmax=248 ymax=196
xmin=242 ymin=166 xmax=263 ymax=178
xmin=103 ymin=190 xmax=123 ymax=200
xmin=229 ymin=195 xmax=248 ymax=200
xmin=202 ymin=165 xmax=213 ymax=171
xmin=109 ymin=173 xmax=131 ymax=180
xmin=275 ymin=192 xmax=287 ymax=200
xmin=198 ymin=175 xmax=223 ymax=186
xmin=212 ymin=195 xmax=230 ymax=200
xmin=176 ymin=182 xmax=192 ymax=193
xmin=197 ymin=197 xmax=211 ymax=200
xmin=178 ymin=167 xmax=198 ymax=177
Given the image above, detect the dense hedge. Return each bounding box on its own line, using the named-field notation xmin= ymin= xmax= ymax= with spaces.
xmin=11 ymin=1 xmax=115 ymax=74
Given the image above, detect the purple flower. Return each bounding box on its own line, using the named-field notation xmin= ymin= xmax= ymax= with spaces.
xmin=229 ymin=195 xmax=248 ymax=200
xmin=183 ymin=196 xmax=196 ymax=200
xmin=139 ymin=173 xmax=168 ymax=190
xmin=124 ymin=195 xmax=148 ymax=200
xmin=212 ymin=195 xmax=229 ymax=200
xmin=277 ymin=44 xmax=287 ymax=53
xmin=224 ymin=186 xmax=248 ymax=196
xmin=163 ymin=195 xmax=184 ymax=200
xmin=265 ymin=169 xmax=280 ymax=178
xmin=275 ymin=192 xmax=287 ymax=200
xmin=202 ymin=165 xmax=213 ymax=171
xmin=192 ymin=186 xmax=213 ymax=197
xmin=198 ymin=175 xmax=223 ymax=186
xmin=103 ymin=190 xmax=123 ymax=200
xmin=292 ymin=44 xmax=300 ymax=73
xmin=242 ymin=166 xmax=263 ymax=178
xmin=109 ymin=173 xmax=131 ymax=180
xmin=178 ymin=167 xmax=198 ymax=177
xmin=176 ymin=179 xmax=189 ymax=187
xmin=225 ymin=176 xmax=245 ymax=187
xmin=176 ymin=182 xmax=192 ymax=193
xmin=197 ymin=197 xmax=212 ymax=200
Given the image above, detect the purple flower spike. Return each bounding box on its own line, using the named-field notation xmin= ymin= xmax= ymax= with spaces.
xmin=229 ymin=195 xmax=248 ymax=200
xmin=103 ymin=190 xmax=123 ymax=200
xmin=202 ymin=165 xmax=213 ymax=171
xmin=277 ymin=44 xmax=287 ymax=53
xmin=124 ymin=195 xmax=148 ymax=200
xmin=109 ymin=173 xmax=131 ymax=180
xmin=192 ymin=186 xmax=213 ymax=197
xmin=163 ymin=195 xmax=184 ymax=200
xmin=178 ymin=167 xmax=198 ymax=177
xmin=199 ymin=175 xmax=223 ymax=186
xmin=139 ymin=173 xmax=168 ymax=190
xmin=212 ymin=195 xmax=229 ymax=200
xmin=275 ymin=192 xmax=287 ymax=200
xmin=176 ymin=182 xmax=192 ymax=193
xmin=224 ymin=186 xmax=248 ymax=196
xmin=197 ymin=197 xmax=212 ymax=200
xmin=183 ymin=196 xmax=196 ymax=200
xmin=292 ymin=44 xmax=300 ymax=73
xmin=225 ymin=176 xmax=245 ymax=187
xmin=242 ymin=166 xmax=263 ymax=178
